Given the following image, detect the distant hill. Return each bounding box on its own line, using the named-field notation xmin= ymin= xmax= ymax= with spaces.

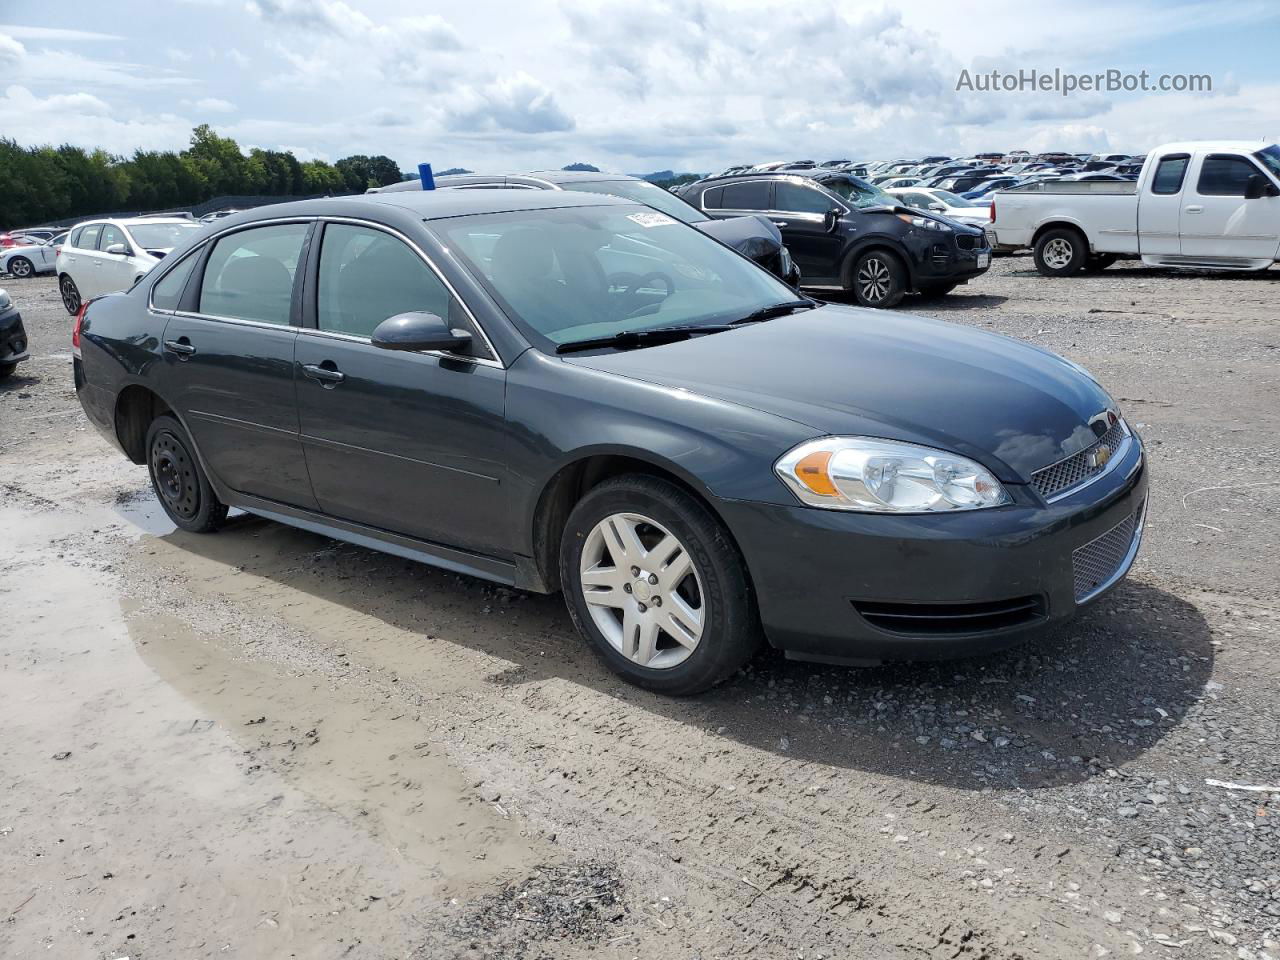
xmin=562 ymin=162 xmax=601 ymax=172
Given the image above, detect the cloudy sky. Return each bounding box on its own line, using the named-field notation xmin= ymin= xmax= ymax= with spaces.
xmin=2 ymin=0 xmax=1278 ymax=174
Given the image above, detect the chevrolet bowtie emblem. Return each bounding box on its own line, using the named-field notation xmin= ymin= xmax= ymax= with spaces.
xmin=1089 ymin=445 xmax=1113 ymax=469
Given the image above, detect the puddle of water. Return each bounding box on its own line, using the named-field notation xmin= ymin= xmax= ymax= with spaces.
xmin=0 ymin=508 xmax=544 ymax=958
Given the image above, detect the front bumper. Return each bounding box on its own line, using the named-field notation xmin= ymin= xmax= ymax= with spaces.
xmin=717 ymin=433 xmax=1147 ymax=663
xmin=905 ymin=230 xmax=992 ymax=285
xmin=0 ymin=305 xmax=29 ymax=365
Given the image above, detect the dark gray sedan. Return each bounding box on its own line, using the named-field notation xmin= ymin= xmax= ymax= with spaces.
xmin=72 ymin=190 xmax=1147 ymax=694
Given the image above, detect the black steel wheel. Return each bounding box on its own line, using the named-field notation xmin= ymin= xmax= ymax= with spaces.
xmin=146 ymin=415 xmax=227 ymax=533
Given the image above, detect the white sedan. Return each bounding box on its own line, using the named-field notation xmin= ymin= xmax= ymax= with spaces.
xmin=0 ymin=233 xmax=66 ymax=278
xmin=886 ymin=187 xmax=993 ymax=227
xmin=55 ymin=217 xmax=204 ymax=314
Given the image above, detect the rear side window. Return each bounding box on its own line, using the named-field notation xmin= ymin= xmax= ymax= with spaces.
xmin=151 ymin=252 xmax=200 ymax=312
xmin=700 ymin=186 xmax=725 ymax=209
xmin=774 ymin=181 xmax=832 ymax=214
xmin=1150 ymin=154 xmax=1189 ymax=195
xmin=317 ymin=224 xmax=450 ymax=337
xmin=1197 ymin=155 xmax=1261 ymax=196
xmin=198 ymin=223 xmax=309 ymax=325
xmin=720 ymin=181 xmax=770 ymax=211
xmin=79 ymin=223 xmax=102 ymax=250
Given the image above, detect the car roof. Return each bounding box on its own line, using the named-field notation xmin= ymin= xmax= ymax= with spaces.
xmin=217 ymin=190 xmax=635 ymax=224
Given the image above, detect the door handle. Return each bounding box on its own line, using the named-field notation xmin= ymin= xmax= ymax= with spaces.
xmin=163 ymin=338 xmax=196 ymax=359
xmin=1184 ymin=205 xmax=1204 ymax=214
xmin=302 ymin=362 xmax=345 ymax=386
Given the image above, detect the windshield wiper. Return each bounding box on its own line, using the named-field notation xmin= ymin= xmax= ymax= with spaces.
xmin=555 ymin=324 xmax=734 ymax=355
xmin=730 ymin=298 xmax=818 ymax=325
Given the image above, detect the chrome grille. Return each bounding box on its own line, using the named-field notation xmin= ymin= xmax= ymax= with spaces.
xmin=1072 ymin=507 xmax=1140 ymax=603
xmin=1031 ymin=420 xmax=1127 ymax=500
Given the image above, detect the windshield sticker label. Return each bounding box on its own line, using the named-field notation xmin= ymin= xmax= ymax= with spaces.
xmin=626 ymin=212 xmax=677 ymax=228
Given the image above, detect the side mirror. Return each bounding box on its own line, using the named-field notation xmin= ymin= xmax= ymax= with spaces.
xmin=104 ymin=243 xmax=128 ymax=256
xmin=824 ymin=208 xmax=842 ymax=232
xmin=371 ymin=311 xmax=472 ymax=353
xmin=1243 ymin=174 xmax=1277 ymax=200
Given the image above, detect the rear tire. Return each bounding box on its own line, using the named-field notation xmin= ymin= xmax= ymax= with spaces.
xmin=59 ymin=274 xmax=82 ymax=315
xmin=8 ymin=257 xmax=33 ymax=278
xmin=145 ymin=414 xmax=227 ymax=533
xmin=0 ymin=361 xmax=17 ymax=381
xmin=1033 ymin=228 xmax=1087 ymax=276
xmin=916 ymin=281 xmax=959 ymax=299
xmin=559 ymin=474 xmax=761 ymax=695
xmin=850 ymin=250 xmax=907 ymax=308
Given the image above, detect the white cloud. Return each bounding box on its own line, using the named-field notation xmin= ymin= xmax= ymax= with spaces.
xmin=446 ymin=72 xmax=575 ymax=134
xmin=0 ymin=32 xmax=24 ymax=67
xmin=194 ymin=96 xmax=235 ymax=113
xmin=0 ymin=24 xmax=123 ymax=42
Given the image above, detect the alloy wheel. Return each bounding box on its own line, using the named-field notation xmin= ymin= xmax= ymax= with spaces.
xmin=1042 ymin=237 xmax=1074 ymax=269
xmin=60 ymin=275 xmax=81 ymax=314
xmin=9 ymin=258 xmax=32 ymax=278
xmin=578 ymin=512 xmax=705 ymax=669
xmin=857 ymin=257 xmax=891 ymax=302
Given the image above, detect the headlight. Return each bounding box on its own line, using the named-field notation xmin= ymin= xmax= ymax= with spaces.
xmin=896 ymin=213 xmax=951 ymax=232
xmin=775 ymin=437 xmax=1011 ymax=513
xmin=0 ymin=289 xmax=10 ymax=310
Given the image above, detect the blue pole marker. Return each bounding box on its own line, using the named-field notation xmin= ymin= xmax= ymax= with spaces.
xmin=418 ymin=163 xmax=435 ymax=191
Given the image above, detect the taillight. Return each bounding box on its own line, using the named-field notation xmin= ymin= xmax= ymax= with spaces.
xmin=72 ymin=300 xmax=90 ymax=351
xmin=989 ymin=199 xmax=996 ymax=223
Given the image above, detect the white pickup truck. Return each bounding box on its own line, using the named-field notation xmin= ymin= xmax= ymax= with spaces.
xmin=989 ymin=140 xmax=1280 ymax=276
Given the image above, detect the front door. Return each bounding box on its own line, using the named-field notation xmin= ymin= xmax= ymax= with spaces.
xmin=294 ymin=222 xmax=510 ymax=556
xmin=96 ymin=223 xmax=140 ymax=295
xmin=771 ymin=180 xmax=845 ymax=282
xmin=158 ymin=220 xmax=318 ymax=509
xmin=1137 ymin=152 xmax=1189 ymax=256
xmin=1181 ymin=153 xmax=1280 ymax=261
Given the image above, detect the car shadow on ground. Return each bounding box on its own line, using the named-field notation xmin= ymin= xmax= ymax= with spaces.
xmin=0 ymin=370 xmax=42 ymax=394
xmin=1003 ymin=260 xmax=1280 ymax=282
xmin=135 ymin=504 xmax=1213 ymax=794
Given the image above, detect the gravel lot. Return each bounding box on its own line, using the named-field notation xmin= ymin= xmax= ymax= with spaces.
xmin=2 ymin=259 xmax=1278 ymax=960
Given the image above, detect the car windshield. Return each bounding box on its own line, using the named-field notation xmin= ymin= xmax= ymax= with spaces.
xmin=815 ymin=175 xmax=894 ymax=208
xmin=128 ymin=222 xmax=203 ymax=249
xmin=1254 ymin=145 xmax=1280 ymax=179
xmin=433 ymin=203 xmax=797 ymax=352
xmin=567 ymin=180 xmax=707 ymax=224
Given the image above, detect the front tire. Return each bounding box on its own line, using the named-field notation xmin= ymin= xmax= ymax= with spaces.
xmin=8 ymin=257 xmax=33 ymax=278
xmin=559 ymin=475 xmax=761 ymax=695
xmin=850 ymin=249 xmax=907 ymax=308
xmin=59 ymin=274 xmax=82 ymax=315
xmin=0 ymin=361 xmax=17 ymax=381
xmin=1033 ymin=228 xmax=1087 ymax=276
xmin=146 ymin=415 xmax=227 ymax=533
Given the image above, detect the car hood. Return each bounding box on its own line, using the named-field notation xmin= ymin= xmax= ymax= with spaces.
xmin=563 ymin=304 xmax=1116 ymax=483
xmin=692 ymin=215 xmax=782 ymax=262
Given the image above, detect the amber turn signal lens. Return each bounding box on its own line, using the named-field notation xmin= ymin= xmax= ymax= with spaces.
xmin=794 ymin=450 xmax=838 ymax=496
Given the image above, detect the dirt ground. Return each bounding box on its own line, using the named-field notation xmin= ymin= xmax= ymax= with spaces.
xmin=2 ymin=259 xmax=1278 ymax=960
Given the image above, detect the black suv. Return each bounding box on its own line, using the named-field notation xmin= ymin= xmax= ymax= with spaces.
xmin=0 ymin=287 xmax=29 ymax=381
xmin=679 ymin=172 xmax=990 ymax=307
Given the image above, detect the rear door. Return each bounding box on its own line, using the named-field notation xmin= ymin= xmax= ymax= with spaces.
xmin=771 ymin=179 xmax=844 ymax=282
xmin=158 ymin=220 xmax=319 ymax=509
xmin=68 ymin=222 xmax=106 ymax=297
xmin=1137 ymin=152 xmax=1189 ymax=256
xmin=294 ymin=220 xmax=510 ymax=555
xmin=1181 ymin=153 xmax=1280 ymax=261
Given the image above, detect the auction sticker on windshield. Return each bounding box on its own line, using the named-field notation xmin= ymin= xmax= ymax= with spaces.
xmin=627 ymin=212 xmax=677 ymax=228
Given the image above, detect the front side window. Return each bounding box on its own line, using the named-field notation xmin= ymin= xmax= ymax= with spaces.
xmin=434 ymin=203 xmax=797 ymax=353
xmin=720 ymin=180 xmax=770 ymax=211
xmin=1150 ymin=155 xmax=1189 ymax=195
xmin=99 ymin=223 xmax=128 ymax=252
xmin=317 ymin=223 xmax=460 ymax=341
xmin=198 ymin=222 xmax=309 ymax=325
xmin=774 ymin=181 xmax=832 ymax=214
xmin=1197 ymin=155 xmax=1262 ymax=197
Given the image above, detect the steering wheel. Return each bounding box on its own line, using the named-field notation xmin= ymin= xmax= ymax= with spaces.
xmin=613 ymin=270 xmax=675 ymax=318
